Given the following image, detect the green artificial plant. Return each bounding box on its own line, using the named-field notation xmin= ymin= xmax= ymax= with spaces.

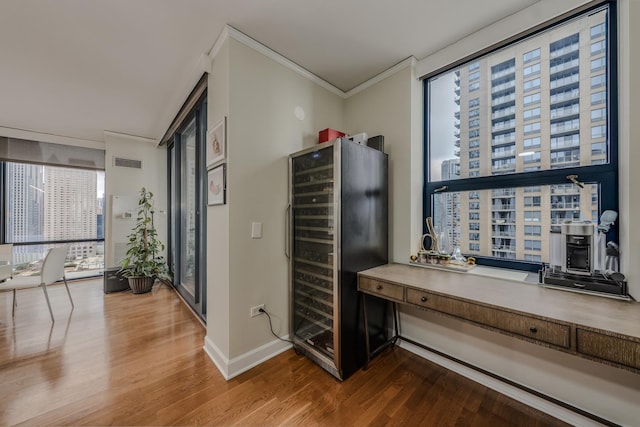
xmin=119 ymin=188 xmax=170 ymax=281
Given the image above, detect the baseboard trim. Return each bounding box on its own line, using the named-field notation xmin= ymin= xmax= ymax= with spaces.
xmin=203 ymin=336 xmax=231 ymax=380
xmin=204 ymin=335 xmax=292 ymax=381
xmin=398 ymin=338 xmax=614 ymax=427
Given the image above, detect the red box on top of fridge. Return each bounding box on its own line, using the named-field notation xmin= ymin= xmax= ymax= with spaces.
xmin=318 ymin=128 xmax=345 ymax=144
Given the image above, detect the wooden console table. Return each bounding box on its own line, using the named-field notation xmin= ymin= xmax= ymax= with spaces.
xmin=357 ymin=263 xmax=640 ymax=373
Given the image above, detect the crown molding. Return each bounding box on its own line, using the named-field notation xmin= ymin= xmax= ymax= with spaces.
xmin=211 ymin=25 xmax=345 ymax=98
xmin=208 ymin=25 xmax=416 ymax=100
xmin=345 ymin=56 xmax=417 ymax=98
xmin=104 ymin=130 xmax=157 ymax=145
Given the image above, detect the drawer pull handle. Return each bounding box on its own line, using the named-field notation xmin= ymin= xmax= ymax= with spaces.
xmin=529 ymin=326 xmax=537 ymax=333
xmin=421 ymin=296 xmax=428 ymax=302
xmin=376 ymin=284 xmax=382 ymax=290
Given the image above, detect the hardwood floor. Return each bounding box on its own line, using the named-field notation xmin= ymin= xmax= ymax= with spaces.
xmin=0 ymin=279 xmax=568 ymax=426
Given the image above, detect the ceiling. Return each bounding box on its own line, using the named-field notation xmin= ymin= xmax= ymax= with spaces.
xmin=0 ymin=0 xmax=540 ymax=144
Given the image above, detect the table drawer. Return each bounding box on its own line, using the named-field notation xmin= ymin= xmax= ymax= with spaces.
xmin=359 ymin=277 xmax=404 ymax=302
xmin=577 ymin=329 xmax=640 ymax=370
xmin=406 ymin=288 xmax=570 ymax=349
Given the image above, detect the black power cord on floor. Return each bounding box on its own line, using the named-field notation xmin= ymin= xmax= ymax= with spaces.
xmin=258 ymin=307 xmax=294 ymax=344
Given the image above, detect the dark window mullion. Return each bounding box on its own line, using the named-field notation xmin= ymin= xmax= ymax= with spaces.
xmin=426 ymin=164 xmax=616 ymax=195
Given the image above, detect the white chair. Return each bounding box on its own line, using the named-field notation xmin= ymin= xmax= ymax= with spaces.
xmin=0 ymin=246 xmax=73 ymax=322
xmin=0 ymin=243 xmax=12 ymax=281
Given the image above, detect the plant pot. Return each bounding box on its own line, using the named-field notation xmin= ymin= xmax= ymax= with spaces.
xmin=128 ymin=276 xmax=155 ymax=294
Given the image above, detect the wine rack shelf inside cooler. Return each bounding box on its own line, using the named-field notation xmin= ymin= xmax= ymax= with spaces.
xmin=292 ymin=147 xmax=336 ymax=359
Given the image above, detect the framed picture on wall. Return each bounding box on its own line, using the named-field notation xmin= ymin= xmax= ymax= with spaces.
xmin=206 ymin=117 xmax=226 ymax=168
xmin=207 ymin=163 xmax=226 ymax=206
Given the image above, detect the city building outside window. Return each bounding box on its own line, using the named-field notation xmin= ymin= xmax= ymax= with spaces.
xmin=3 ymin=162 xmax=104 ymax=278
xmin=424 ymin=2 xmax=617 ymax=271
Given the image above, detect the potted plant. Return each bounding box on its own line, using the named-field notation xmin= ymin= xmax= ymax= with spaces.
xmin=119 ymin=187 xmax=170 ymax=294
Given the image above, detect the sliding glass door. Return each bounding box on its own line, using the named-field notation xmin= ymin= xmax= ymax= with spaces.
xmin=168 ymin=94 xmax=207 ymax=321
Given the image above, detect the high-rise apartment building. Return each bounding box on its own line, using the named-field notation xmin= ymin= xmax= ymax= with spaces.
xmin=6 ymin=163 xmax=44 ymax=264
xmin=43 ymin=167 xmax=98 ymax=259
xmin=444 ymin=11 xmax=606 ymax=263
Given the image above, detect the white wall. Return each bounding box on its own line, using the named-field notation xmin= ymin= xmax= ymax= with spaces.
xmin=204 ymin=34 xmax=345 ymax=377
xmin=205 ymin=38 xmax=232 ymax=365
xmin=104 ymin=133 xmax=168 ymax=268
xmin=345 ymin=63 xmax=423 ymax=263
xmin=619 ymin=0 xmax=640 ymax=298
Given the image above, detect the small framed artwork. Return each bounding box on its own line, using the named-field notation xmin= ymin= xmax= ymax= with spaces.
xmin=206 ymin=117 xmax=226 ymax=168
xmin=207 ymin=163 xmax=226 ymax=206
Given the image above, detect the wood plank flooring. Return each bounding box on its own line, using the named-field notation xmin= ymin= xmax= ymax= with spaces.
xmin=0 ymin=279 xmax=569 ymax=426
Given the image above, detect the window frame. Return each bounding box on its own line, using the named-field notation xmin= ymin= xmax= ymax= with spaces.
xmin=422 ymin=1 xmax=618 ymax=272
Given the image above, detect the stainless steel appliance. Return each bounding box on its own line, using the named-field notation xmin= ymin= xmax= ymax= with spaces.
xmin=561 ymin=222 xmax=595 ymax=276
xmin=288 ymin=138 xmax=389 ymax=380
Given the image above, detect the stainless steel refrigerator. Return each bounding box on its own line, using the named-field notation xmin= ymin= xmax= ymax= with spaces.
xmin=288 ymin=138 xmax=389 ymax=380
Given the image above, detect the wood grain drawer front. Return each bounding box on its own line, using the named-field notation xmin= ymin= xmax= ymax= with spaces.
xmin=406 ymin=289 xmax=570 ymax=349
xmin=359 ymin=277 xmax=404 ymax=302
xmin=577 ymin=329 xmax=640 ymax=370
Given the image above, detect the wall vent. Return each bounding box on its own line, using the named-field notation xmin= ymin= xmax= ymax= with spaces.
xmin=113 ymin=157 xmax=142 ymax=169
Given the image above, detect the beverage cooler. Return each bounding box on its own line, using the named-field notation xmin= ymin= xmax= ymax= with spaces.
xmin=288 ymin=138 xmax=390 ymax=380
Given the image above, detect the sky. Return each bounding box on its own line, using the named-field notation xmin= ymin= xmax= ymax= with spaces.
xmin=428 ymin=71 xmax=457 ymax=181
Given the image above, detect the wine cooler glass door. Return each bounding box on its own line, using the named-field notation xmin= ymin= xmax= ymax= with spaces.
xmin=291 ymin=144 xmax=338 ymax=366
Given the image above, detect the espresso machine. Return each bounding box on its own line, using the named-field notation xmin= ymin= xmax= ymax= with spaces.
xmin=543 ymin=214 xmax=628 ymax=298
xmin=561 ymin=221 xmax=594 ymax=276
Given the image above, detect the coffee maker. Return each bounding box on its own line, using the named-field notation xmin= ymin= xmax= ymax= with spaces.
xmin=561 ymin=221 xmax=594 ymax=276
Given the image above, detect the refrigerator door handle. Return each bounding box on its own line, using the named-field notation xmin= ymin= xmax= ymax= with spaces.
xmin=285 ymin=203 xmax=291 ymax=258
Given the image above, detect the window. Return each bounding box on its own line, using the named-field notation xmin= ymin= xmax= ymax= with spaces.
xmin=524 ymin=48 xmax=541 ymax=63
xmin=524 ymin=211 xmax=541 ymax=222
xmin=524 ymin=92 xmax=541 ymax=105
xmin=591 ymin=74 xmax=606 ymax=88
xmin=524 ymin=78 xmax=541 ymax=92
xmin=591 ymin=108 xmax=606 ymax=122
xmin=524 ymin=63 xmax=541 ymax=77
xmin=524 ymin=122 xmax=541 ymax=134
xmin=522 ymin=152 xmax=541 ymax=164
xmin=591 ymin=57 xmax=606 ymax=72
xmin=525 ymin=225 xmax=542 ymax=236
xmin=592 ymin=142 xmax=606 ymax=155
xmin=167 ymin=87 xmax=208 ymax=320
xmin=551 ymin=134 xmax=579 ymax=149
xmin=524 ymin=196 xmax=541 ymax=207
xmin=591 ymin=40 xmax=606 ymax=55
xmin=591 ymin=90 xmax=606 ymax=105
xmin=469 ymin=71 xmax=480 ymax=81
xmin=3 ymin=162 xmax=104 ymax=277
xmin=524 ymin=137 xmax=541 ymax=148
xmin=524 ymin=240 xmax=542 ymax=251
xmin=524 ymin=107 xmax=541 ymax=120
xmin=591 ymin=23 xmax=605 ymax=39
xmin=591 ymin=125 xmax=606 ymax=139
xmin=425 ymin=3 xmax=616 ymax=272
